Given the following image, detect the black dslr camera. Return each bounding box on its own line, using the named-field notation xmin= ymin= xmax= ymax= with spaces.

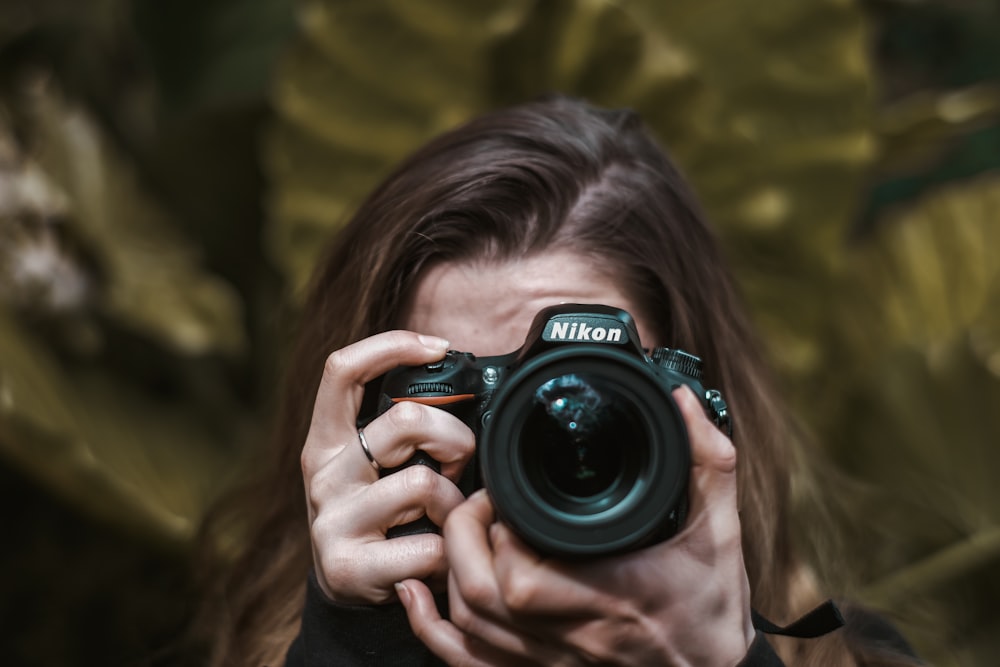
xmin=366 ymin=304 xmax=731 ymax=558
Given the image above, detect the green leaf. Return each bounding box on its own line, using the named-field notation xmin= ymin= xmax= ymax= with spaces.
xmin=25 ymin=84 xmax=247 ymax=356
xmin=264 ymin=0 xmax=876 ymax=369
xmin=0 ymin=309 xmax=231 ymax=546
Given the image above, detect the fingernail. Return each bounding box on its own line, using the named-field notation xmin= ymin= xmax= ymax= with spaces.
xmin=394 ymin=582 xmax=411 ymax=605
xmin=418 ymin=334 xmax=450 ymax=351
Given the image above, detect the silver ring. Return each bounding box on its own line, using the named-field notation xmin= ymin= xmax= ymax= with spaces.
xmin=357 ymin=428 xmax=380 ymax=471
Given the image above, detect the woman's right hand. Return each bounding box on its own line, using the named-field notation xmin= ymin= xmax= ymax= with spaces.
xmin=300 ymin=331 xmax=476 ymax=605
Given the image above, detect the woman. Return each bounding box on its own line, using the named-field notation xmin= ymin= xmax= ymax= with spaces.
xmin=197 ymin=96 xmax=920 ymax=665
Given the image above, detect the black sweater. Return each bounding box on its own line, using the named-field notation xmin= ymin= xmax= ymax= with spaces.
xmin=285 ymin=573 xmax=920 ymax=666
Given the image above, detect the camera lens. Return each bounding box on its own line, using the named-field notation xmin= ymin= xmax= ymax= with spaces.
xmin=480 ymin=346 xmax=690 ymax=558
xmin=519 ymin=373 xmax=643 ymax=505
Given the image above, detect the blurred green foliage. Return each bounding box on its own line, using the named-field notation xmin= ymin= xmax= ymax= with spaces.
xmin=0 ymin=0 xmax=998 ymax=665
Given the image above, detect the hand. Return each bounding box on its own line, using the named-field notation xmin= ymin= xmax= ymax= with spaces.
xmin=301 ymin=331 xmax=476 ymax=605
xmin=396 ymin=385 xmax=755 ymax=666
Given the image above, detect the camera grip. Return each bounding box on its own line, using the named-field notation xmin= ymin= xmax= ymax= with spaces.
xmin=381 ymin=449 xmax=443 ymax=538
xmin=375 ymin=391 xmax=479 ymax=538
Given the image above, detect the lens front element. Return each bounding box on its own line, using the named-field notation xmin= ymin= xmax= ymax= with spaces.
xmin=523 ymin=373 xmax=644 ymax=509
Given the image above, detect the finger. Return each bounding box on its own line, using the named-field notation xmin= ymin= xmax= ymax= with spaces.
xmin=445 ymin=493 xmax=602 ymax=623
xmin=314 ymin=532 xmax=448 ymax=605
xmin=369 ymin=463 xmax=468 ymax=533
xmin=304 ymin=396 xmax=474 ymax=528
xmin=672 ymin=385 xmax=737 ymax=474
xmin=309 ymin=461 xmax=468 ymax=603
xmin=672 ymin=385 xmax=741 ymax=542
xmin=488 ymin=522 xmax=604 ymax=618
xmin=443 ymin=490 xmax=506 ymax=614
xmin=397 ymin=579 xmax=534 ymax=667
xmin=303 ymin=331 xmax=450 ymax=472
xmin=459 ymin=524 xmax=628 ymax=664
xmin=447 ymin=492 xmax=600 ymax=619
xmin=358 ymin=400 xmax=476 ymax=481
xmin=310 ymin=462 xmax=466 ymax=545
xmin=447 ymin=570 xmax=572 ymax=666
xmin=397 ymin=579 xmax=478 ymax=662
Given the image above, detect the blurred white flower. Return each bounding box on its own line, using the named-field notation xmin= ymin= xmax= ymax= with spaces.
xmin=0 ymin=123 xmax=91 ymax=314
xmin=2 ymin=227 xmax=91 ymax=311
xmin=0 ymin=162 xmax=70 ymax=218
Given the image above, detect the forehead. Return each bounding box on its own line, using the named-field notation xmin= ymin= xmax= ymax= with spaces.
xmin=400 ymin=251 xmax=659 ymax=356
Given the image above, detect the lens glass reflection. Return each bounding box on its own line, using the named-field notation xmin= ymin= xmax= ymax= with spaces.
xmin=520 ymin=373 xmax=644 ymax=501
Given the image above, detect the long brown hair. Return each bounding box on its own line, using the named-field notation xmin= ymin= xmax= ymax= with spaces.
xmin=196 ymin=95 xmax=915 ymax=666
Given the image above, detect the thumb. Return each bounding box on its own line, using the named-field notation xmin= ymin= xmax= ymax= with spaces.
xmin=672 ymin=385 xmax=738 ymax=521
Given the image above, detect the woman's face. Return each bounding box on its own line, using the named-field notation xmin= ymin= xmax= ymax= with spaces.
xmin=402 ymin=250 xmax=660 ymax=356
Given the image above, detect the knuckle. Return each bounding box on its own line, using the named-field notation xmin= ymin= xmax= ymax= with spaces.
xmin=309 ymin=509 xmax=336 ymax=547
xmin=300 ymin=446 xmax=314 ymax=478
xmin=458 ymin=576 xmax=495 ymax=611
xmin=387 ymin=400 xmax=426 ymax=431
xmin=300 ymin=441 xmax=324 ymax=480
xmin=306 ymin=470 xmax=339 ymax=514
xmin=305 ymin=479 xmax=324 ymax=512
xmin=456 ymin=428 xmax=476 ymax=457
xmin=719 ymin=437 xmax=738 ymax=467
xmin=318 ymin=552 xmax=355 ymax=593
xmin=312 ymin=528 xmax=352 ymax=580
xmin=500 ymin=575 xmax=541 ymax=613
xmin=323 ymin=347 xmax=353 ymax=379
xmin=401 ymin=463 xmax=440 ymax=498
xmin=705 ymin=428 xmax=738 ymax=473
xmin=304 ymin=456 xmax=344 ymax=508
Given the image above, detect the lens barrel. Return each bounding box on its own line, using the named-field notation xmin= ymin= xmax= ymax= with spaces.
xmin=479 ymin=346 xmax=690 ymax=558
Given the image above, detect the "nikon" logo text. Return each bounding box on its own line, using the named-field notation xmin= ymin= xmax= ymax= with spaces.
xmin=549 ymin=321 xmax=624 ymax=342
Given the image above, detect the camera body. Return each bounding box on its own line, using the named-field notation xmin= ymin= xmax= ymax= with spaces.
xmin=369 ymin=304 xmax=731 ymax=558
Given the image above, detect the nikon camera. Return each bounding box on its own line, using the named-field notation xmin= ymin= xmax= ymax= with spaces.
xmin=367 ymin=304 xmax=732 ymax=559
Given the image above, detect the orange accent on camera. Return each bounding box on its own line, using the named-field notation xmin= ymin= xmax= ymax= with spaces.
xmin=392 ymin=394 xmax=476 ymax=406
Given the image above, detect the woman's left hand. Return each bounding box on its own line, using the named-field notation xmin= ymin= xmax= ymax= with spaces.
xmin=394 ymin=385 xmax=755 ymax=666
